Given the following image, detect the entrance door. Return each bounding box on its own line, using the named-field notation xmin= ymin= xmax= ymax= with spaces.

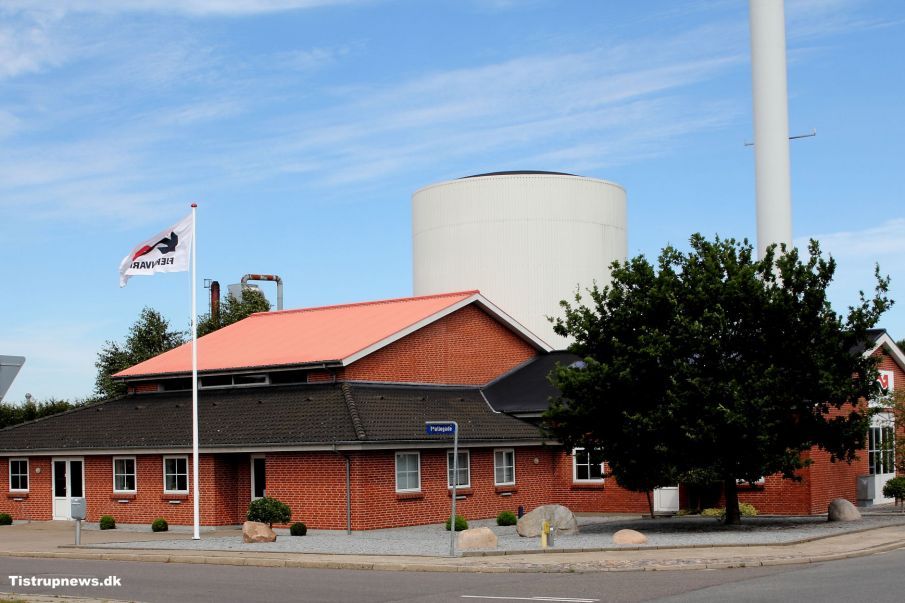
xmin=52 ymin=458 xmax=84 ymax=520
xmin=868 ymin=413 xmax=895 ymax=504
xmin=653 ymin=486 xmax=680 ymax=514
xmin=251 ymin=455 xmax=266 ymax=499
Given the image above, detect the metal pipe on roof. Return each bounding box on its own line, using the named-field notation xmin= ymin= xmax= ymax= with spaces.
xmin=240 ymin=274 xmax=283 ymax=311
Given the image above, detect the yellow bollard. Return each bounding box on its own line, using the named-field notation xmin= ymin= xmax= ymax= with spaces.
xmin=541 ymin=519 xmax=549 ymax=549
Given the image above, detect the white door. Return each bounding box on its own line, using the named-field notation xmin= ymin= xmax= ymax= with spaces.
xmin=869 ymin=414 xmax=896 ymax=504
xmin=52 ymin=458 xmax=84 ymax=520
xmin=653 ymin=486 xmax=680 ymax=513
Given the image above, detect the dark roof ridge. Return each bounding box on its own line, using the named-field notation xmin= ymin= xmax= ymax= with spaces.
xmin=340 ymin=383 xmax=367 ymax=441
xmin=344 ymin=381 xmax=482 ymax=390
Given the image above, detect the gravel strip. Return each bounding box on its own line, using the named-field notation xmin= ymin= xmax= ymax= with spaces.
xmin=84 ymin=514 xmax=905 ymax=557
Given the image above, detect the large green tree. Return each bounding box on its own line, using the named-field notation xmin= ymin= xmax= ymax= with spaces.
xmin=546 ymin=235 xmax=891 ymax=524
xmin=95 ymin=307 xmax=186 ymax=399
xmin=197 ymin=289 xmax=271 ymax=337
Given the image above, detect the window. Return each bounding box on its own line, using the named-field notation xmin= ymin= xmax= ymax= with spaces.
xmin=163 ymin=456 xmax=189 ymax=493
xmin=447 ymin=450 xmax=470 ymax=488
xmin=9 ymin=459 xmax=28 ymax=491
xmin=869 ymin=425 xmax=895 ymax=475
xmin=113 ymin=457 xmax=136 ymax=492
xmin=572 ymin=448 xmax=604 ymax=482
xmin=251 ymin=456 xmax=266 ymax=499
xmin=395 ymin=452 xmax=420 ymax=492
xmin=494 ymin=449 xmax=515 ymax=485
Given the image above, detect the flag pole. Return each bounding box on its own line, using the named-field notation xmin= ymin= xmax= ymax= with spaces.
xmin=191 ymin=202 xmax=200 ymax=540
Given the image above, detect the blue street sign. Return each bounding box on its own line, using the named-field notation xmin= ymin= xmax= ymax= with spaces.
xmin=425 ymin=422 xmax=457 ymax=435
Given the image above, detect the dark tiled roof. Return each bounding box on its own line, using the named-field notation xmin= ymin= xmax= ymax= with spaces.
xmin=0 ymin=383 xmax=542 ymax=453
xmin=351 ymin=385 xmax=540 ymax=441
xmin=849 ymin=328 xmax=886 ymax=356
xmin=482 ymin=351 xmax=581 ymax=414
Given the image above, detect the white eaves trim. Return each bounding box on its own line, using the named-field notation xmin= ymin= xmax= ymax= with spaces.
xmin=866 ymin=331 xmax=905 ymax=373
xmin=341 ymin=292 xmax=553 ymax=366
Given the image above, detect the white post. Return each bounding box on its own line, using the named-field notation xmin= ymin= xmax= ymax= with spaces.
xmin=749 ymin=0 xmax=793 ymax=259
xmin=450 ymin=422 xmax=458 ymax=557
xmin=191 ymin=203 xmax=200 ymax=540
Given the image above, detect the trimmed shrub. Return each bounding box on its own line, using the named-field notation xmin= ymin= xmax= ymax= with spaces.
xmin=290 ymin=521 xmax=307 ymax=536
xmin=0 ymin=513 xmax=12 ymax=526
xmin=883 ymin=476 xmax=905 ymax=504
xmin=151 ymin=518 xmax=169 ymax=532
xmin=444 ymin=515 xmax=468 ymax=531
xmin=701 ymin=504 xmax=759 ymax=520
xmin=99 ymin=515 xmax=116 ymax=530
xmin=247 ymin=496 xmax=292 ymax=527
xmin=496 ymin=510 xmax=517 ymax=526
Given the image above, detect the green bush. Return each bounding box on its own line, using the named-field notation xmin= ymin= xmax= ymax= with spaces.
xmin=0 ymin=513 xmax=12 ymax=525
xmin=701 ymin=504 xmax=759 ymax=519
xmin=290 ymin=521 xmax=307 ymax=536
xmin=444 ymin=515 xmax=468 ymax=531
xmin=151 ymin=518 xmax=169 ymax=532
xmin=496 ymin=510 xmax=517 ymax=526
xmin=99 ymin=515 xmax=116 ymax=530
xmin=246 ymin=496 xmax=292 ymax=527
xmin=883 ymin=477 xmax=905 ymax=503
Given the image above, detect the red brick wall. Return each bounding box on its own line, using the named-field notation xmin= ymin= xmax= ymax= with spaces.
xmin=342 ymin=305 xmax=538 ymax=385
xmin=1 ymin=457 xmax=53 ymax=521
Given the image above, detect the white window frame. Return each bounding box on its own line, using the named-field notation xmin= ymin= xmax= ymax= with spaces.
xmin=112 ymin=456 xmax=137 ymax=493
xmin=9 ymin=458 xmax=28 ymax=492
xmin=251 ymin=454 xmax=266 ymax=500
xmin=572 ymin=448 xmax=605 ymax=483
xmin=395 ymin=451 xmax=421 ymax=493
xmin=493 ymin=448 xmax=516 ymax=486
xmin=447 ymin=449 xmax=471 ymax=489
xmin=163 ymin=455 xmax=189 ymax=494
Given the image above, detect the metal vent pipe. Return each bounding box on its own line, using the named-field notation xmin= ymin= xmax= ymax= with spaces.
xmin=240 ymin=274 xmax=284 ymax=310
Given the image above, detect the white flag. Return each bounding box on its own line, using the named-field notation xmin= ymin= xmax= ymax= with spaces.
xmin=119 ymin=213 xmax=194 ymax=287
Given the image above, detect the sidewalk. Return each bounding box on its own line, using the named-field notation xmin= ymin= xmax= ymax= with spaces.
xmin=2 ymin=520 xmax=905 ymax=574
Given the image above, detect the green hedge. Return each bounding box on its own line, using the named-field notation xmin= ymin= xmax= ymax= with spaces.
xmin=444 ymin=515 xmax=468 ymax=531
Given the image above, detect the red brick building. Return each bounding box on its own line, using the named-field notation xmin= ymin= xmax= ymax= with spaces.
xmin=1 ymin=292 xmax=901 ymax=528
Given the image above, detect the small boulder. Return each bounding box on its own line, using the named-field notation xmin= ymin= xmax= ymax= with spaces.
xmin=827 ymin=498 xmax=861 ymax=522
xmin=613 ymin=529 xmax=647 ymax=545
xmin=243 ymin=520 xmax=277 ymax=543
xmin=457 ymin=527 xmax=498 ymax=550
xmin=516 ymin=504 xmax=579 ymax=537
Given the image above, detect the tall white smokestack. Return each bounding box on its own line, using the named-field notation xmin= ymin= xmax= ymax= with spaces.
xmin=749 ymin=0 xmax=792 ymax=258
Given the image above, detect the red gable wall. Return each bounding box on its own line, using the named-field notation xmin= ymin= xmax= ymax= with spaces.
xmin=310 ymin=304 xmax=538 ymax=385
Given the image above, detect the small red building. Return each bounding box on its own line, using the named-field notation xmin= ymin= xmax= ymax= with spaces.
xmin=1 ymin=292 xmax=902 ymax=528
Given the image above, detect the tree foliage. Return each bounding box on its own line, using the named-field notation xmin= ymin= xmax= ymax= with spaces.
xmin=94 ymin=307 xmax=185 ymax=399
xmin=0 ymin=396 xmax=86 ymax=430
xmin=197 ymin=289 xmax=271 ymax=337
xmin=545 ymin=235 xmax=891 ymax=524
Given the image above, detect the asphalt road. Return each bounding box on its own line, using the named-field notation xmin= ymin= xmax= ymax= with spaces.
xmin=2 ymin=549 xmax=904 ymax=603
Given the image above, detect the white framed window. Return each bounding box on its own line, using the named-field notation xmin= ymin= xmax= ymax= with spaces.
xmin=113 ymin=457 xmax=137 ymax=493
xmin=163 ymin=456 xmax=189 ymax=493
xmin=395 ymin=452 xmax=420 ymax=492
xmin=494 ymin=448 xmax=515 ymax=486
xmin=572 ymin=448 xmax=605 ymax=482
xmin=869 ymin=414 xmax=895 ymax=476
xmin=447 ymin=450 xmax=470 ymax=488
xmin=9 ymin=458 xmax=28 ymax=491
xmin=251 ymin=455 xmax=266 ymax=499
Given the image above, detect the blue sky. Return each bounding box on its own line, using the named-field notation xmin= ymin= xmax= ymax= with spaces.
xmin=2 ymin=0 xmax=903 ymax=402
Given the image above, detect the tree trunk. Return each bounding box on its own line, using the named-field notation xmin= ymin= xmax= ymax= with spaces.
xmin=645 ymin=490 xmax=655 ymax=518
xmin=723 ymin=478 xmax=741 ymax=525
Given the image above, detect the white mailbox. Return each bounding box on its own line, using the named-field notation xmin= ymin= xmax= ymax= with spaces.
xmin=70 ymin=497 xmax=86 ymax=521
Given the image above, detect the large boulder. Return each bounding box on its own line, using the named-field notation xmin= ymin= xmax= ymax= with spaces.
xmin=457 ymin=527 xmax=498 ymax=550
xmin=516 ymin=504 xmax=579 ymax=537
xmin=828 ymin=498 xmax=861 ymax=522
xmin=243 ymin=520 xmax=277 ymax=543
xmin=613 ymin=529 xmax=647 ymax=545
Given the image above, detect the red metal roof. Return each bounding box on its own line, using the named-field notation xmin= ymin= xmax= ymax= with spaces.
xmin=114 ymin=291 xmax=481 ymax=378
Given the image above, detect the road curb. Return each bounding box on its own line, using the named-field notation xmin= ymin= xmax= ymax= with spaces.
xmin=2 ymin=533 xmax=904 ymax=574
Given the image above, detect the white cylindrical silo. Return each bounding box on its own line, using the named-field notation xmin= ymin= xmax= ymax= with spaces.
xmin=412 ymin=171 xmax=627 ymax=349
